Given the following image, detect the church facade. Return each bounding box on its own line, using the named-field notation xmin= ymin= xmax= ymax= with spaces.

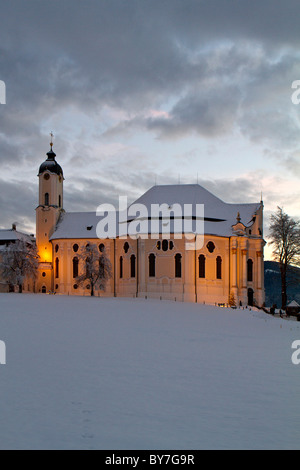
xmin=36 ymin=144 xmax=265 ymax=306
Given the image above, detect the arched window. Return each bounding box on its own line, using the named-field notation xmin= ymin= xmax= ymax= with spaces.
xmin=149 ymin=254 xmax=155 ymax=277
xmin=73 ymin=243 xmax=79 ymax=252
xmin=156 ymin=241 xmax=161 ymax=250
xmin=59 ymin=195 xmax=61 ymax=208
xmin=199 ymin=255 xmax=205 ymax=278
xmin=45 ymin=192 xmax=49 ymax=206
xmin=73 ymin=257 xmax=79 ymax=278
xmin=130 ymin=254 xmax=136 ymax=278
xmin=216 ymin=256 xmax=222 ymax=279
xmin=55 ymin=257 xmax=59 ymax=278
xmin=99 ymin=243 xmax=105 ymax=253
xmin=247 ymin=259 xmax=253 ymax=282
xmin=124 ymin=242 xmax=129 ymax=253
xmin=120 ymin=256 xmax=123 ymax=279
xmin=175 ymin=253 xmax=182 ymax=278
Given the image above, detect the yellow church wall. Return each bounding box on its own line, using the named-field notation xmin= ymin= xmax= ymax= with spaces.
xmin=46 ymin=232 xmax=264 ymax=306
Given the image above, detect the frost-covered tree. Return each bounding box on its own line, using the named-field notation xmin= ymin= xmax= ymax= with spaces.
xmin=0 ymin=239 xmax=39 ymax=293
xmin=76 ymin=243 xmax=112 ymax=296
xmin=269 ymin=207 xmax=300 ymax=309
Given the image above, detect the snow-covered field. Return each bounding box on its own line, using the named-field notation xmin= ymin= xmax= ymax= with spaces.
xmin=0 ymin=293 xmax=299 ymax=450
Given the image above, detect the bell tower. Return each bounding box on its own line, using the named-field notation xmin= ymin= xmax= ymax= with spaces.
xmin=36 ymin=133 xmax=64 ymax=292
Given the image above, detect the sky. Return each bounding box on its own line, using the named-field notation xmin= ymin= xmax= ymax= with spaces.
xmin=0 ymin=0 xmax=300 ymax=260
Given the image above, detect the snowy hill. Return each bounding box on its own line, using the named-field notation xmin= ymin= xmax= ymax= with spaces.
xmin=0 ymin=293 xmax=299 ymax=450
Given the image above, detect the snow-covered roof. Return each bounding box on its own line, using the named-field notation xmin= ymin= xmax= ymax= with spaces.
xmin=130 ymin=183 xmax=260 ymax=224
xmin=50 ymin=184 xmax=262 ymax=240
xmin=0 ymin=229 xmax=34 ymax=244
xmin=287 ymin=300 xmax=300 ymax=307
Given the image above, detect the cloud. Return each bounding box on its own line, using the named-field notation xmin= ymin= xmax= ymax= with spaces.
xmin=1 ymin=0 xmax=300 ymax=236
xmin=0 ymin=178 xmax=37 ymax=233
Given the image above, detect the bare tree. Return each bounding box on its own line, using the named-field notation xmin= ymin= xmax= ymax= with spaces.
xmin=269 ymin=207 xmax=300 ymax=309
xmin=76 ymin=243 xmax=112 ymax=296
xmin=0 ymin=239 xmax=39 ymax=293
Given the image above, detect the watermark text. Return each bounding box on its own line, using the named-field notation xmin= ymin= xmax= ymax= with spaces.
xmin=96 ymin=196 xmax=204 ymax=250
xmin=0 ymin=340 xmax=6 ymax=365
xmin=291 ymin=340 xmax=300 ymax=365
xmin=0 ymin=80 xmax=6 ymax=104
xmin=291 ymin=80 xmax=300 ymax=105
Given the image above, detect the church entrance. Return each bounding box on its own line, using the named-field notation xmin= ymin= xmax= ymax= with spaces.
xmin=42 ymin=286 xmax=46 ymax=294
xmin=248 ymin=288 xmax=254 ymax=306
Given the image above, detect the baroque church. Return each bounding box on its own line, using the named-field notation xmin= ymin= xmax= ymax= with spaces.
xmin=35 ymin=142 xmax=265 ymax=306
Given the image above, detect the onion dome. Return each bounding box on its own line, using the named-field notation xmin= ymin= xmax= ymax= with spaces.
xmin=38 ymin=142 xmax=63 ymax=177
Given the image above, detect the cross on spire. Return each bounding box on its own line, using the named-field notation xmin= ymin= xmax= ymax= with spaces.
xmin=50 ymin=131 xmax=54 ymax=149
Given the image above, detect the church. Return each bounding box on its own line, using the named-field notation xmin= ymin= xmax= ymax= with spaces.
xmin=36 ymin=142 xmax=265 ymax=306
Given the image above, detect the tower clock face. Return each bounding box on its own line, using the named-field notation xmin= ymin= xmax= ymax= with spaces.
xmin=44 ymin=173 xmax=50 ymax=180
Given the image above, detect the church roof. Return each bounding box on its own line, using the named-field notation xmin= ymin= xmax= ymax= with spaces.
xmin=50 ymin=184 xmax=262 ymax=240
xmin=130 ymin=184 xmax=259 ymax=222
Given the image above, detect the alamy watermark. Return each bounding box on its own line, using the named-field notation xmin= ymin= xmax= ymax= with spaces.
xmin=96 ymin=196 xmax=204 ymax=250
xmin=291 ymin=340 xmax=300 ymax=365
xmin=291 ymin=80 xmax=300 ymax=105
xmin=0 ymin=80 xmax=6 ymax=104
xmin=0 ymin=340 xmax=6 ymax=365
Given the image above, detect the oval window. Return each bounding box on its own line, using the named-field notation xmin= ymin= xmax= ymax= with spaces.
xmin=206 ymin=241 xmax=215 ymax=253
xmin=162 ymin=240 xmax=168 ymax=252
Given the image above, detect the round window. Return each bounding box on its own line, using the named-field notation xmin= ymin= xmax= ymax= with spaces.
xmin=44 ymin=173 xmax=50 ymax=181
xmin=73 ymin=244 xmax=79 ymax=252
